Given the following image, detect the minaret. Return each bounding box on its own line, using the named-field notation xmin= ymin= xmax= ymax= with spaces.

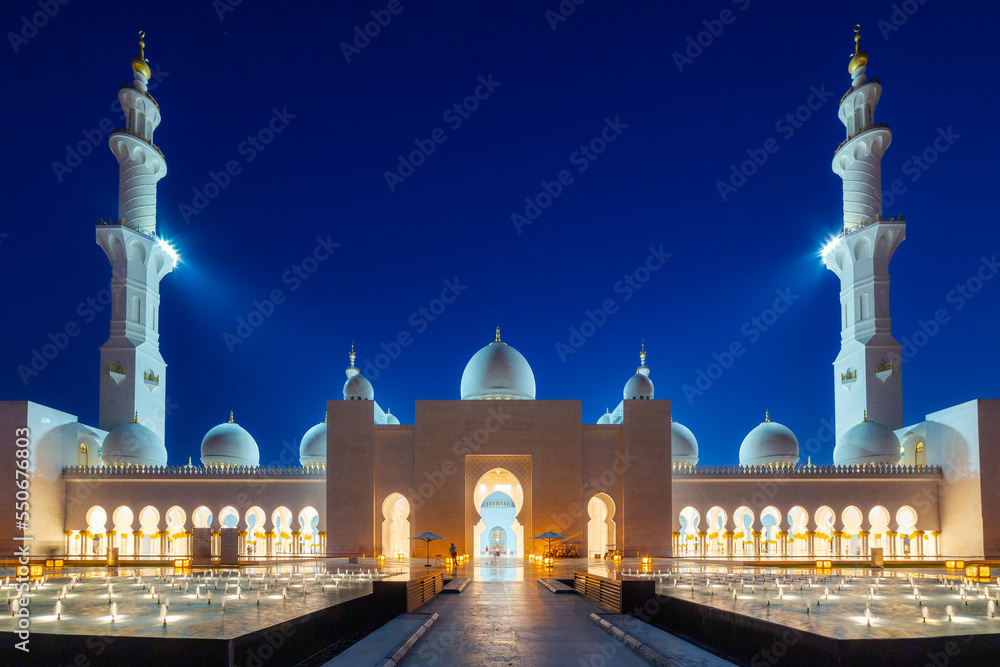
xmin=822 ymin=26 xmax=904 ymax=446
xmin=97 ymin=32 xmax=175 ymax=444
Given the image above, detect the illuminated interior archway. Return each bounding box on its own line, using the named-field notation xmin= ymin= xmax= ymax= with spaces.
xmin=472 ymin=468 xmax=524 ymax=558
xmin=112 ymin=505 xmax=134 ymax=555
xmin=588 ymin=493 xmax=616 ymax=558
xmin=139 ymin=506 xmax=159 ymax=555
xmin=381 ymin=493 xmax=411 ymax=559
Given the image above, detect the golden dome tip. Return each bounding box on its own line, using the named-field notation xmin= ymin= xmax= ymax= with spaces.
xmin=848 ymin=24 xmax=868 ymax=74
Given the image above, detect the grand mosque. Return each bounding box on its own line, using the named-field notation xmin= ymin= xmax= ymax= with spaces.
xmin=2 ymin=31 xmax=997 ymax=567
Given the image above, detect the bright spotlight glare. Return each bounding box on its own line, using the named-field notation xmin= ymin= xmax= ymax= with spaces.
xmin=157 ymin=237 xmax=180 ymax=268
xmin=819 ymin=234 xmax=840 ymax=261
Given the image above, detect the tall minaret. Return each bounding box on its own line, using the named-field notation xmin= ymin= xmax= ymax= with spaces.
xmin=822 ymin=26 xmax=905 ymax=446
xmin=97 ymin=32 xmax=175 ymax=443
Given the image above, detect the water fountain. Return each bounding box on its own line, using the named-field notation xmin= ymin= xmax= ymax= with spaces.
xmin=947 ymin=604 xmax=955 ymax=621
xmin=922 ymin=607 xmax=929 ymax=622
xmin=988 ymin=600 xmax=995 ymax=619
xmin=110 ymin=602 xmax=118 ymax=622
xmin=54 ymin=600 xmax=62 ymax=620
xmin=159 ymin=604 xmax=167 ymax=626
xmin=207 ymin=591 xmax=212 ymax=605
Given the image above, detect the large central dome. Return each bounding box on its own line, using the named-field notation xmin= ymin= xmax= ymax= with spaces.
xmin=460 ymin=328 xmax=535 ymax=400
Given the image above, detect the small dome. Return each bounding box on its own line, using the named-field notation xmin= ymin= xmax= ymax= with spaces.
xmin=385 ymin=410 xmax=400 ymax=425
xmin=623 ymin=344 xmax=653 ymax=400
xmin=834 ymin=414 xmax=901 ymax=466
xmin=201 ymin=413 xmax=260 ymax=467
xmin=671 ymin=421 xmax=699 ymax=466
xmin=299 ymin=418 xmax=326 ymax=467
xmin=344 ymin=374 xmax=374 ymax=400
xmin=460 ymin=328 xmax=535 ymax=400
xmin=739 ymin=412 xmax=799 ymax=467
xmin=597 ymin=409 xmax=612 ymax=425
xmin=102 ymin=419 xmax=167 ymax=467
xmin=623 ymin=373 xmax=654 ymax=400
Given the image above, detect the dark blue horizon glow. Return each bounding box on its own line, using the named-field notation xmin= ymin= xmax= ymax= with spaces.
xmin=3 ymin=1 xmax=998 ymax=468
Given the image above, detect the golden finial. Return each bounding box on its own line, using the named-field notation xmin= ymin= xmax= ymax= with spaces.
xmin=131 ymin=30 xmax=152 ymax=79
xmin=807 ymin=456 xmax=812 ymax=467
xmin=324 ymin=410 xmax=328 ymax=423
xmin=848 ymin=24 xmax=868 ymax=75
xmin=639 ymin=340 xmax=646 ymax=365
xmin=765 ymin=410 xmax=770 ymax=422
xmin=494 ymin=326 xmax=503 ymax=344
xmin=229 ymin=410 xmax=234 ymax=423
xmin=133 ymin=411 xmax=140 ymax=424
xmin=188 ymin=456 xmax=192 ymax=466
xmin=862 ymin=410 xmax=868 ymax=422
xmin=349 ymin=341 xmax=356 ymax=366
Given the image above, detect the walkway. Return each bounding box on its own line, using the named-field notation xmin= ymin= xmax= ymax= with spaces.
xmin=399 ymin=579 xmax=653 ymax=666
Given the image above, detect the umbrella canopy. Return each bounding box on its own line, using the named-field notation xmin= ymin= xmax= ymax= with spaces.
xmin=532 ymin=531 xmax=567 ymax=557
xmin=409 ymin=532 xmax=447 ymax=566
xmin=532 ymin=531 xmax=567 ymax=540
xmin=410 ymin=532 xmax=446 ymax=541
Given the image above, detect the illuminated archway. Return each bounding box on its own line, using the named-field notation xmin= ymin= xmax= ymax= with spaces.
xmin=245 ymin=506 xmax=266 ymax=556
xmin=112 ymin=506 xmax=134 ymax=555
xmin=787 ymin=506 xmax=808 ymax=555
xmin=842 ymin=506 xmax=863 ymax=556
xmin=472 ymin=468 xmax=525 ymax=558
xmin=733 ymin=506 xmax=754 ymax=555
xmin=272 ymin=506 xmax=293 ymax=554
xmin=380 ymin=493 xmax=410 ymax=559
xmin=139 ymin=506 xmax=159 ymax=555
xmin=706 ymin=506 xmax=727 ymax=554
xmin=165 ymin=506 xmax=187 ymax=555
xmin=814 ymin=506 xmax=836 ymax=556
xmin=587 ymin=493 xmax=616 ymax=558
xmin=760 ymin=506 xmax=781 ymax=554
xmin=679 ymin=506 xmax=701 ymax=555
xmin=86 ymin=506 xmax=107 ymax=555
xmin=868 ymin=505 xmax=890 ymax=548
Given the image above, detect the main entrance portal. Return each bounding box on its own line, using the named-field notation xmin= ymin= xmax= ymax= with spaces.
xmin=471 ymin=467 xmax=525 ymax=559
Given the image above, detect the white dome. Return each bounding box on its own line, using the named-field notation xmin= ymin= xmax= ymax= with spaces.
xmin=344 ymin=374 xmax=374 ymax=401
xmin=739 ymin=415 xmax=799 ymax=467
xmin=298 ymin=421 xmax=326 ymax=467
xmin=671 ymin=421 xmax=699 ymax=466
xmin=623 ymin=346 xmax=654 ymax=400
xmin=102 ymin=421 xmax=167 ymax=467
xmin=385 ymin=411 xmax=400 ymax=425
xmin=201 ymin=417 xmax=260 ymax=467
xmin=623 ymin=372 xmax=654 ymax=400
xmin=834 ymin=418 xmax=901 ymax=466
xmin=460 ymin=330 xmax=535 ymax=400
xmin=597 ymin=410 xmax=612 ymax=425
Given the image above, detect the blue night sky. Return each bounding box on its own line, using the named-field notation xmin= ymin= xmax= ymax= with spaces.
xmin=3 ymin=1 xmax=998 ymax=468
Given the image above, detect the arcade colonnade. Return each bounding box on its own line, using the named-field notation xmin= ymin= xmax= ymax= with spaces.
xmin=68 ymin=503 xmax=326 ymax=559
xmin=675 ymin=503 xmax=938 ymax=558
